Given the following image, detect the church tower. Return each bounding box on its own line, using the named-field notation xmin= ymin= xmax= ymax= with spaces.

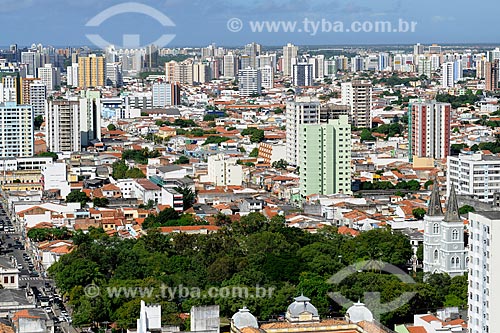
xmin=423 ymin=180 xmax=444 ymax=274
xmin=439 ymin=185 xmax=467 ymax=277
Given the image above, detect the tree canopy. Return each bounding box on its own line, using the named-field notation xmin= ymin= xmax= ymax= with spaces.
xmin=48 ymin=213 xmax=466 ymax=330
xmin=66 ymin=191 xmax=90 ymax=205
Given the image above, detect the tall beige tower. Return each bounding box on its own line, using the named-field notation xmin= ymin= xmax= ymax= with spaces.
xmin=78 ymin=54 xmax=106 ymax=88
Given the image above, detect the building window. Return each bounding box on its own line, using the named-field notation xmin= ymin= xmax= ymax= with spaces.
xmin=434 ymin=249 xmax=439 ymax=262
xmin=3 ymin=276 xmax=7 ymax=284
xmin=433 ymin=223 xmax=439 ymax=234
xmin=452 ymin=229 xmax=459 ymax=240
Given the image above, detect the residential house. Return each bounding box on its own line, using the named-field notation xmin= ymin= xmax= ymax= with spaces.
xmin=134 ymin=179 xmax=162 ymax=204
xmin=238 ymin=199 xmax=263 ymax=216
xmin=0 ymin=258 xmax=19 ymax=289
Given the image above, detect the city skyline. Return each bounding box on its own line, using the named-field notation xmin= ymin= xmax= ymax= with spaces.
xmin=2 ymin=0 xmax=500 ymax=47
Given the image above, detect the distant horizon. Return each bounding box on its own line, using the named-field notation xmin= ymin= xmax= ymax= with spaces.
xmin=2 ymin=42 xmax=500 ymax=50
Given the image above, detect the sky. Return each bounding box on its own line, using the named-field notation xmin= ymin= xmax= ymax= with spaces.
xmin=2 ymin=0 xmax=500 ymax=48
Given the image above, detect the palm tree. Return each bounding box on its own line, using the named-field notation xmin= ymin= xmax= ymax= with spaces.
xmin=174 ymin=185 xmax=195 ymax=210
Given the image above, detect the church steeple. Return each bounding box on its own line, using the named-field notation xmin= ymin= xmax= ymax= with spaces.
xmin=443 ymin=184 xmax=461 ymax=222
xmin=427 ymin=179 xmax=443 ymax=216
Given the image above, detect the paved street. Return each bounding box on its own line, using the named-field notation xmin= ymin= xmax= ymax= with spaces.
xmin=0 ymin=203 xmax=78 ymax=333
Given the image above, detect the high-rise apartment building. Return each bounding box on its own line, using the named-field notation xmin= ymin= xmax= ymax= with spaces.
xmin=441 ymin=62 xmax=455 ymax=88
xmin=378 ymin=53 xmax=390 ymax=71
xmin=410 ymin=101 xmax=451 ymax=160
xmin=37 ymin=64 xmax=59 ymax=91
xmin=152 ymin=82 xmax=181 ymax=107
xmin=78 ymin=54 xmax=106 ymax=88
xmin=29 ymin=83 xmax=47 ymax=117
xmin=165 ymin=60 xmax=177 ymax=82
xmin=447 ymin=151 xmax=500 ymax=203
xmin=193 ymin=63 xmax=211 ymax=83
xmin=428 ymin=44 xmax=442 ymax=54
xmin=341 ymin=80 xmax=372 ymax=128
xmin=292 ymin=63 xmax=313 ymax=87
xmin=413 ymin=43 xmax=424 ymax=56
xmin=223 ymin=52 xmax=239 ymax=79
xmin=0 ymin=75 xmax=19 ymax=103
xmin=423 ymin=184 xmax=466 ymax=277
xmin=259 ymin=66 xmax=274 ymax=89
xmin=282 ymin=43 xmax=298 ymax=76
xmin=21 ymin=51 xmax=42 ymax=76
xmin=105 ymin=62 xmax=123 ymax=87
xmin=476 ymin=58 xmax=486 ymax=79
xmin=238 ymin=67 xmax=261 ymax=97
xmin=285 ymin=97 xmax=320 ymax=166
xmin=67 ymin=63 xmax=79 ymax=88
xmin=0 ymin=102 xmax=33 ymax=157
xmin=299 ymin=116 xmax=351 ymax=198
xmin=79 ymin=91 xmax=102 ymax=147
xmin=467 ymin=211 xmax=500 ymax=333
xmin=257 ymin=53 xmax=277 ymax=72
xmin=417 ymin=57 xmax=432 ymax=78
xmin=485 ymin=60 xmax=499 ymax=92
xmin=350 ymin=55 xmax=365 ymax=72
xmin=243 ymin=42 xmax=261 ymax=69
xmin=164 ymin=60 xmax=194 ymax=84
xmin=46 ymin=99 xmax=81 ymax=152
xmin=20 ymin=78 xmax=41 ymax=105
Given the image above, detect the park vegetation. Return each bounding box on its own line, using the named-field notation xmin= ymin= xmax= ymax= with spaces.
xmin=48 ymin=213 xmax=467 ymax=330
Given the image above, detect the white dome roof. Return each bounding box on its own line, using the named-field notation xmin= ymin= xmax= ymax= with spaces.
xmin=231 ymin=307 xmax=258 ymax=329
xmin=286 ymin=295 xmax=319 ymax=317
xmin=346 ymin=302 xmax=373 ymax=323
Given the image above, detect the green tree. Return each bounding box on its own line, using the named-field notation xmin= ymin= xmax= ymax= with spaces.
xmin=125 ymin=167 xmax=146 ymax=178
xmin=66 ymin=191 xmax=90 ymax=205
xmin=459 ymin=205 xmax=475 ymax=215
xmin=37 ymin=151 xmax=58 ymax=161
xmin=416 ymin=244 xmax=423 ymax=260
xmin=360 ymin=128 xmax=376 ymax=142
xmin=93 ymin=197 xmax=109 ymax=207
xmin=250 ymin=130 xmax=265 ymax=143
xmin=107 ymin=124 xmax=117 ymax=131
xmin=249 ymin=148 xmax=259 ymax=157
xmin=241 ymin=128 xmax=265 ymax=143
xmin=412 ymin=208 xmax=426 ymax=220
xmin=202 ymin=136 xmax=230 ymax=145
xmin=424 ymin=180 xmax=434 ymax=189
xmin=174 ymin=155 xmax=190 ymax=164
xmin=174 ymin=185 xmax=195 ymax=210
xmin=34 ymin=115 xmax=44 ymax=130
xmin=272 ymin=159 xmax=288 ymax=170
xmin=112 ymin=160 xmax=128 ymax=179
xmin=406 ymin=180 xmax=421 ymax=191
